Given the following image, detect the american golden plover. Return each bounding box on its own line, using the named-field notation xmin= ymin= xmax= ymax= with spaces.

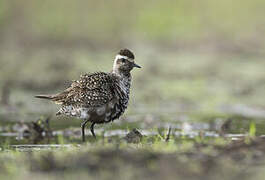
xmin=35 ymin=49 xmax=141 ymax=142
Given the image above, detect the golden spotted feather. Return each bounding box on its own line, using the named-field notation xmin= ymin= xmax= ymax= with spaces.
xmin=49 ymin=72 xmax=122 ymax=107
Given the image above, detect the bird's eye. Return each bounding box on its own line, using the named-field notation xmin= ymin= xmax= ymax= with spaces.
xmin=121 ymin=58 xmax=126 ymax=63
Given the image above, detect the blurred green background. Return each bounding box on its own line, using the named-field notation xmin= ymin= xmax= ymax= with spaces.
xmin=0 ymin=0 xmax=265 ymax=124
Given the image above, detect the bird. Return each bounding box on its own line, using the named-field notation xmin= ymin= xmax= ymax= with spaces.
xmin=35 ymin=49 xmax=141 ymax=142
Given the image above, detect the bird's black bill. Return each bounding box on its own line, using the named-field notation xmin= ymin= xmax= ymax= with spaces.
xmin=133 ymin=63 xmax=141 ymax=68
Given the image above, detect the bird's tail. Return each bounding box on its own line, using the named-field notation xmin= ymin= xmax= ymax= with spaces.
xmin=35 ymin=94 xmax=54 ymax=100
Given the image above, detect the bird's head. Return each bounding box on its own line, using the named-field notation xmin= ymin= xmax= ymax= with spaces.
xmin=113 ymin=49 xmax=141 ymax=75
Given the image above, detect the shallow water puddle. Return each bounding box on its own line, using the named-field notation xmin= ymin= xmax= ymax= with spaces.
xmin=1 ymin=115 xmax=265 ymax=145
xmin=0 ymin=128 xmax=263 ymax=145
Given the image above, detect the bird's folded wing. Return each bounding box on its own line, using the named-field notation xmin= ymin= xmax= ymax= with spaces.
xmin=51 ymin=72 xmax=120 ymax=107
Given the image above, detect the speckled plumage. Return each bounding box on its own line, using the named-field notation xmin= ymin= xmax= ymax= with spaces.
xmin=55 ymin=72 xmax=131 ymax=123
xmin=35 ymin=49 xmax=140 ymax=142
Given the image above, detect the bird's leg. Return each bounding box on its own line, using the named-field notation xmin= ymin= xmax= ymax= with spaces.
xmin=90 ymin=122 xmax=96 ymax=138
xmin=81 ymin=119 xmax=90 ymax=142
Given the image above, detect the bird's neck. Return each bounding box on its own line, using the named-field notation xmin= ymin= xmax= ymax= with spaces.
xmin=112 ymin=68 xmax=131 ymax=79
xmin=112 ymin=69 xmax=132 ymax=94
xmin=119 ymin=73 xmax=132 ymax=96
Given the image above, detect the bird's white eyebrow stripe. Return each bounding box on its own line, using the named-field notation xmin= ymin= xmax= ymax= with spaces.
xmin=115 ymin=54 xmax=134 ymax=63
xmin=115 ymin=55 xmax=129 ymax=60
